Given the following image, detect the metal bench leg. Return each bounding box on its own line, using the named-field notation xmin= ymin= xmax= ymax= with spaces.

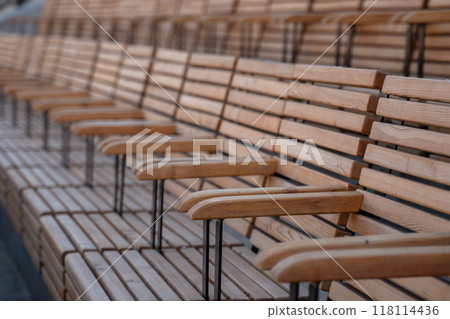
xmin=117 ymin=155 xmax=126 ymax=217
xmin=11 ymin=96 xmax=17 ymax=127
xmin=43 ymin=112 xmax=49 ymax=150
xmin=289 ymin=283 xmax=300 ymax=301
xmin=202 ymin=220 xmax=210 ymax=300
xmin=85 ymin=136 xmax=95 ymax=188
xmin=25 ymin=101 xmax=32 ymax=137
xmin=0 ymin=89 xmax=4 ymax=117
xmin=61 ymin=124 xmax=71 ymax=168
xmin=157 ymin=179 xmax=165 ymax=254
xmin=214 ymin=219 xmax=224 ymax=301
xmin=308 ymin=282 xmax=319 ymax=301
xmin=114 ymin=155 xmax=120 ymax=213
xmin=151 ymin=179 xmax=158 ymax=248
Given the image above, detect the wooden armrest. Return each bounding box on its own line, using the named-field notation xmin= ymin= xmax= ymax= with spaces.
xmin=70 ymin=120 xmax=177 ymax=136
xmin=271 ymin=245 xmax=450 ymax=283
xmin=202 ymin=16 xmax=232 ymax=23
xmin=402 ymin=9 xmax=450 ymax=24
xmin=178 ymin=185 xmax=347 ymax=212
xmin=3 ymin=83 xmax=60 ymax=94
xmin=99 ymin=135 xmax=218 ymax=155
xmin=135 ymin=157 xmax=278 ymax=181
xmin=33 ymin=97 xmax=114 ymax=112
xmin=335 ymin=11 xmax=405 ymax=25
xmin=17 ymin=89 xmax=90 ymax=101
xmin=240 ymin=15 xmax=271 ymax=23
xmin=284 ymin=13 xmax=325 ymax=24
xmin=254 ymin=232 xmax=450 ymax=271
xmin=186 ymin=191 xmax=362 ymax=220
xmin=49 ymin=107 xmax=143 ymax=123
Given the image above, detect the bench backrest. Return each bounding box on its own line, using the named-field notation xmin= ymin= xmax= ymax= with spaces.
xmin=168 ymin=57 xmax=385 ymax=249
xmin=88 ymin=41 xmax=125 ymax=98
xmin=270 ymin=0 xmax=311 ymax=13
xmin=141 ymin=48 xmax=189 ymax=121
xmin=23 ymin=36 xmax=51 ymax=78
xmin=205 ymin=0 xmax=238 ymax=15
xmin=53 ymin=37 xmax=98 ymax=90
xmin=413 ymin=20 xmax=450 ymax=79
xmin=236 ymin=0 xmax=271 ymax=14
xmin=346 ymin=22 xmax=410 ymax=74
xmin=164 ymin=52 xmax=238 ymax=203
xmin=428 ymin=0 xmax=450 ymax=8
xmin=0 ymin=34 xmax=31 ymax=72
xmin=330 ymin=75 xmax=450 ymax=301
xmin=196 ymin=59 xmax=296 ymax=240
xmin=246 ymin=65 xmax=384 ymax=250
xmin=111 ymin=44 xmax=154 ymax=108
xmin=179 ymin=0 xmax=207 ymax=16
xmin=38 ymin=36 xmax=65 ymax=82
xmin=361 ymin=0 xmax=426 ymax=10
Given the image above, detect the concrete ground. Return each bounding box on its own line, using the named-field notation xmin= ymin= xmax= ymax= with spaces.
xmin=0 ymin=237 xmax=33 ymax=300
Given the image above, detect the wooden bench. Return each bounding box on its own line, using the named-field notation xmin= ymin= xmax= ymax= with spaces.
xmin=198 ymin=75 xmax=450 ymax=300
xmin=23 ymin=1 xmax=450 ymax=81
xmin=124 ymin=60 xmax=385 ymax=300
xmin=0 ymin=37 xmax=386 ymax=300
xmin=1 ymin=14 xmax=448 ymax=301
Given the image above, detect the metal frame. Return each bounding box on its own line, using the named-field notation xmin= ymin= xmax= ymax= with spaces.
xmin=403 ymin=23 xmax=427 ymax=78
xmin=0 ymin=89 xmax=4 ymax=117
xmin=113 ymin=154 xmax=126 ymax=216
xmin=85 ymin=136 xmax=95 ymax=188
xmin=403 ymin=24 xmax=414 ymax=77
xmin=201 ymin=218 xmax=224 ymax=301
xmin=289 ymin=283 xmax=300 ymax=301
xmin=24 ymin=101 xmax=31 ymax=137
xmin=42 ymin=112 xmax=49 ymax=150
xmin=214 ymin=219 xmax=224 ymax=301
xmin=61 ymin=124 xmax=71 ymax=168
xmin=202 ymin=220 xmax=210 ymax=300
xmin=11 ymin=96 xmax=18 ymax=127
xmin=343 ymin=24 xmax=356 ymax=67
xmin=156 ymin=179 xmax=165 ymax=254
xmin=416 ymin=23 xmax=426 ymax=78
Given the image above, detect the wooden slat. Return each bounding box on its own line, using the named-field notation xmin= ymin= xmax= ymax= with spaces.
xmin=382 ymin=76 xmax=450 ymax=103
xmin=359 ymin=168 xmax=450 ymax=215
xmin=377 ymin=98 xmax=450 ymax=129
xmin=370 ymin=122 xmax=450 ymax=157
xmin=365 ymin=144 xmax=450 ymax=186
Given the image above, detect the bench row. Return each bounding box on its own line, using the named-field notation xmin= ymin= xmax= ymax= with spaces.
xmin=0 ymin=35 xmax=449 ymax=301
xmin=5 ymin=0 xmax=450 ymax=78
